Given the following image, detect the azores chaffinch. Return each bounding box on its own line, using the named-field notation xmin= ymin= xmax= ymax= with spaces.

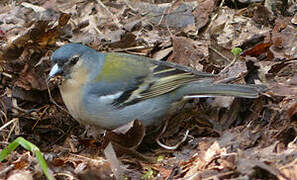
xmin=48 ymin=43 xmax=266 ymax=130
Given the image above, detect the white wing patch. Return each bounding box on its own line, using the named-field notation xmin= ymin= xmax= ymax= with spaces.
xmin=98 ymin=92 xmax=123 ymax=102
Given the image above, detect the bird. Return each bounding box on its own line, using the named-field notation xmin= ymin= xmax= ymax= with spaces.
xmin=48 ymin=43 xmax=266 ymax=132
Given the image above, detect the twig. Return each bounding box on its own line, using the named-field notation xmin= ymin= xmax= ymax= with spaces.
xmin=156 ymin=120 xmax=189 ymax=150
xmin=0 ymin=110 xmax=7 ymax=124
xmin=1 ymin=72 xmax=12 ymax=78
xmin=219 ymin=56 xmax=237 ymax=75
xmin=156 ymin=130 xmax=189 ymax=150
xmin=209 ymin=46 xmax=232 ymax=62
xmin=54 ymin=172 xmax=77 ymax=180
xmin=0 ymin=118 xmax=18 ymax=132
xmin=6 ymin=119 xmax=17 ymax=142
xmin=122 ymin=0 xmax=137 ymax=12
xmin=0 ymin=164 xmax=14 ymax=176
xmin=111 ymin=45 xmax=155 ymax=52
xmin=46 ymin=79 xmax=69 ymax=115
xmin=11 ymin=98 xmax=27 ymax=113
xmin=282 ymin=57 xmax=297 ymax=63
xmin=203 ymin=171 xmax=235 ymax=180
xmin=219 ymin=0 xmax=226 ymax=7
xmin=0 ymin=118 xmax=18 ymax=142
xmin=95 ymin=0 xmax=122 ymax=29
xmin=32 ymin=105 xmax=50 ymax=130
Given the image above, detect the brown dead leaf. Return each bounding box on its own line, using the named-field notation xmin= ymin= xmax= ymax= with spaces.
xmin=168 ymin=36 xmax=208 ymax=70
xmin=15 ymin=64 xmax=47 ymax=91
xmin=11 ymin=87 xmax=49 ymax=103
xmin=13 ymin=159 xmax=30 ymax=170
xmin=269 ymin=81 xmax=297 ymax=97
xmin=210 ymin=7 xmax=271 ymax=50
xmin=108 ymin=32 xmax=137 ymax=49
xmin=279 ymin=160 xmax=297 ymax=180
xmin=202 ymin=141 xmax=223 ymax=163
xmin=192 ymin=0 xmax=215 ymax=31
xmin=0 ymin=29 xmax=5 ymax=40
xmin=1 ymin=12 xmax=70 ymax=61
xmin=270 ymin=25 xmax=297 ymax=61
xmin=241 ymin=42 xmax=273 ymax=57
xmin=52 ymin=157 xmax=66 ymax=166
xmin=287 ymin=100 xmax=297 ymax=120
xmin=130 ymin=2 xmax=197 ymax=29
xmin=77 ymin=166 xmax=113 ymax=180
xmin=268 ymin=61 xmax=292 ymax=74
xmin=276 ymin=127 xmax=297 ymax=149
xmin=237 ymin=157 xmax=280 ymax=179
xmin=152 ymin=47 xmax=173 ymax=60
xmin=251 ymin=5 xmax=273 ymax=26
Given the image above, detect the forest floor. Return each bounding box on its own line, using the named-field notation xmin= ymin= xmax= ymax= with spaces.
xmin=0 ymin=0 xmax=297 ymax=179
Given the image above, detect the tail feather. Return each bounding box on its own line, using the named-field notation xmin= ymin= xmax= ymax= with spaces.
xmin=180 ymin=83 xmax=266 ymax=99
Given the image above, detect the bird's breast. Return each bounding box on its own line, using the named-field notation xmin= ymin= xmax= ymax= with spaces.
xmin=59 ymin=79 xmax=84 ymax=120
xmin=59 ymin=64 xmax=89 ymax=122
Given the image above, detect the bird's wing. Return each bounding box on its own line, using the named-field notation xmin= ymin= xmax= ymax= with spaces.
xmin=95 ymin=53 xmax=216 ymax=108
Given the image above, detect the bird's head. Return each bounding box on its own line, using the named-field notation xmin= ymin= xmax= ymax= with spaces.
xmin=48 ymin=43 xmax=98 ymax=81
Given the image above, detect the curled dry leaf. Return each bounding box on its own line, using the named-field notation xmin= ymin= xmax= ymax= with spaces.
xmin=287 ymin=100 xmax=297 ymax=120
xmin=1 ymin=13 xmax=70 ymax=61
xmin=109 ymin=119 xmax=145 ymax=149
xmin=210 ymin=7 xmax=271 ymax=50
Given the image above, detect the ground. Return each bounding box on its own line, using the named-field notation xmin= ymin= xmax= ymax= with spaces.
xmin=0 ymin=0 xmax=297 ymax=179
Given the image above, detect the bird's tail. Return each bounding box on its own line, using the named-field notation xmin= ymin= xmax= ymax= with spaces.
xmin=179 ymin=83 xmax=267 ymax=99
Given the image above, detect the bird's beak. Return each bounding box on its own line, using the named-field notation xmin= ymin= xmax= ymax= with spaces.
xmin=48 ymin=64 xmax=63 ymax=81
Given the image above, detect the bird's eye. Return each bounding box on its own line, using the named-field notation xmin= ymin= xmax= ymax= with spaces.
xmin=70 ymin=56 xmax=79 ymax=65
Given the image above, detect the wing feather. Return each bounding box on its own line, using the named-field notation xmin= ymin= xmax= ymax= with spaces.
xmin=106 ymin=53 xmax=216 ymax=108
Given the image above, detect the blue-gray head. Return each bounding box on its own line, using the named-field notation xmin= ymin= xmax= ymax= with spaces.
xmin=48 ymin=43 xmax=98 ymax=80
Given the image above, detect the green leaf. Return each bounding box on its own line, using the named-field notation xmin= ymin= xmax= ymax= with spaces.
xmin=141 ymin=167 xmax=154 ymax=180
xmin=157 ymin=155 xmax=164 ymax=162
xmin=231 ymin=47 xmax=242 ymax=56
xmin=0 ymin=137 xmax=55 ymax=180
